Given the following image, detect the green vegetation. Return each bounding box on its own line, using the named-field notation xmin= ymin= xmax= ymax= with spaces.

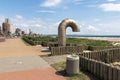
xmin=22 ymin=35 xmax=113 ymax=47
xmin=51 ymin=62 xmax=90 ymax=80
xmin=104 ymin=51 xmax=110 ymax=63
xmin=66 ymin=38 xmax=112 ymax=46
xmin=22 ymin=36 xmax=58 ymax=45
xmin=22 ymin=36 xmax=57 ymax=42
xmin=51 ymin=62 xmax=66 ymax=71
xmin=70 ymin=74 xmax=89 ymax=80
xmin=21 ymin=38 xmax=31 ymax=46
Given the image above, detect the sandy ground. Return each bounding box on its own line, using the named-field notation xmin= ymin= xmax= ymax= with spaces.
xmin=0 ymin=38 xmax=50 ymax=58
xmin=112 ymin=62 xmax=120 ymax=68
xmin=84 ymin=37 xmax=120 ymax=42
xmin=42 ymin=55 xmax=67 ymax=64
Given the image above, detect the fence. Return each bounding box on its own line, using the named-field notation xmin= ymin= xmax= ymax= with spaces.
xmin=80 ymin=48 xmax=120 ymax=63
xmin=79 ymin=55 xmax=120 ymax=80
xmin=49 ymin=43 xmax=85 ymax=50
xmin=51 ymin=46 xmax=83 ymax=55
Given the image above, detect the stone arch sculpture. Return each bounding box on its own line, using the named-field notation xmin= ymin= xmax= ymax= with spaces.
xmin=58 ymin=18 xmax=80 ymax=46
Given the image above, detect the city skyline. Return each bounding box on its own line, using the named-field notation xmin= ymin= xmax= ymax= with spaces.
xmin=0 ymin=0 xmax=120 ymax=35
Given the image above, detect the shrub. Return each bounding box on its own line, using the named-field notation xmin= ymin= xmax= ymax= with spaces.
xmin=22 ymin=36 xmax=113 ymax=48
xmin=104 ymin=51 xmax=110 ymax=63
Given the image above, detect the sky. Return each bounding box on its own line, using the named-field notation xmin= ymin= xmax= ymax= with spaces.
xmin=0 ymin=0 xmax=120 ymax=35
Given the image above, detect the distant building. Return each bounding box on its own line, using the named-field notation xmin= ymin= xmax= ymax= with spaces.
xmin=0 ymin=26 xmax=3 ymax=35
xmin=15 ymin=28 xmax=22 ymax=36
xmin=10 ymin=24 xmax=15 ymax=34
xmin=26 ymin=28 xmax=30 ymax=34
xmin=0 ymin=26 xmax=2 ymax=32
xmin=21 ymin=31 xmax=25 ymax=35
xmin=5 ymin=18 xmax=10 ymax=24
xmin=2 ymin=18 xmax=11 ymax=35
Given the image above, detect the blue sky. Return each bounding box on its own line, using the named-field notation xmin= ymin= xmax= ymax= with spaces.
xmin=0 ymin=0 xmax=120 ymax=35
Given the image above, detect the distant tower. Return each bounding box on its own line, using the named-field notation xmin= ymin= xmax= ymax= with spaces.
xmin=2 ymin=18 xmax=11 ymax=35
xmin=5 ymin=18 xmax=10 ymax=24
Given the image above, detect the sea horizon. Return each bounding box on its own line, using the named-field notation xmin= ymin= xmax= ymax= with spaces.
xmin=46 ymin=34 xmax=120 ymax=38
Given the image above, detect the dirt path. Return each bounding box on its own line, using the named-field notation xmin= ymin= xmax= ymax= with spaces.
xmin=0 ymin=38 xmax=50 ymax=58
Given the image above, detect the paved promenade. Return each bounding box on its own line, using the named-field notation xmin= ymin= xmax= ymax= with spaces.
xmin=0 ymin=38 xmax=66 ymax=80
xmin=0 ymin=38 xmax=50 ymax=58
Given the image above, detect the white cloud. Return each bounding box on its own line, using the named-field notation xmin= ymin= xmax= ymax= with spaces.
xmin=75 ymin=0 xmax=82 ymax=4
xmin=63 ymin=6 xmax=69 ymax=10
xmin=99 ymin=3 xmax=120 ymax=11
xmin=87 ymin=5 xmax=97 ymax=8
xmin=41 ymin=0 xmax=62 ymax=7
xmin=88 ymin=25 xmax=100 ymax=32
xmin=0 ymin=16 xmax=5 ymax=23
xmin=16 ymin=15 xmax=23 ymax=20
xmin=93 ymin=19 xmax=100 ymax=22
xmin=95 ymin=21 xmax=120 ymax=35
xmin=73 ymin=0 xmax=82 ymax=3
xmin=36 ymin=10 xmax=56 ymax=13
xmin=107 ymin=0 xmax=116 ymax=2
xmin=33 ymin=24 xmax=43 ymax=27
xmin=11 ymin=17 xmax=60 ymax=34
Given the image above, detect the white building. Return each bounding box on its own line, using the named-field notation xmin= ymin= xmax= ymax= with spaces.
xmin=26 ymin=28 xmax=30 ymax=34
xmin=10 ymin=24 xmax=15 ymax=34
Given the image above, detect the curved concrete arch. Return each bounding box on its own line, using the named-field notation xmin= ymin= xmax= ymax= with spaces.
xmin=58 ymin=18 xmax=80 ymax=46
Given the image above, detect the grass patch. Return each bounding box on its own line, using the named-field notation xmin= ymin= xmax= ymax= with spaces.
xmin=66 ymin=38 xmax=112 ymax=46
xmin=51 ymin=62 xmax=90 ymax=80
xmin=70 ymin=73 xmax=89 ymax=80
xmin=21 ymin=38 xmax=31 ymax=46
xmin=51 ymin=62 xmax=66 ymax=71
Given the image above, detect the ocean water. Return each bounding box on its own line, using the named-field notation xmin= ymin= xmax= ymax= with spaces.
xmin=48 ymin=35 xmax=120 ymax=38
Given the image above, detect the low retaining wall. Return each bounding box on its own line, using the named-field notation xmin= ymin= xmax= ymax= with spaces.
xmin=51 ymin=46 xmax=83 ymax=55
xmin=79 ymin=56 xmax=120 ymax=80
